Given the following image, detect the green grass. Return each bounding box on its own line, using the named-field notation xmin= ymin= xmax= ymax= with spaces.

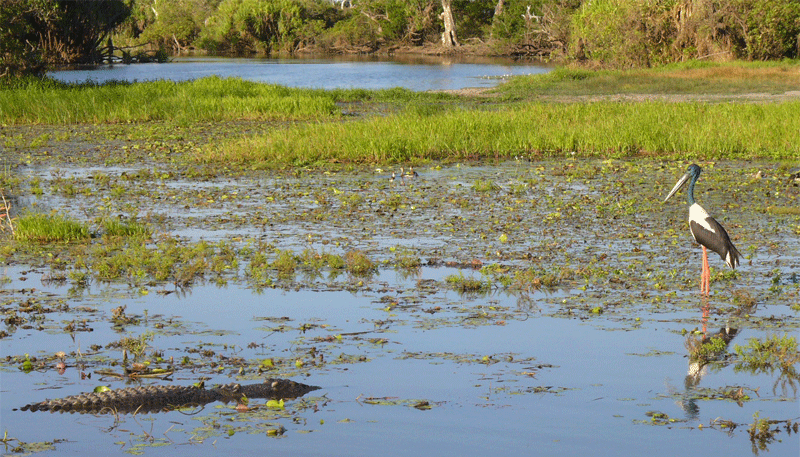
xmin=14 ymin=213 xmax=90 ymax=243
xmin=0 ymin=76 xmax=341 ymax=124
xmin=199 ymin=100 xmax=800 ymax=167
xmin=3 ymin=61 xmax=798 ymax=167
xmin=0 ymin=76 xmax=452 ymax=125
xmin=102 ymin=218 xmax=151 ymax=239
xmin=495 ymin=60 xmax=800 ymax=99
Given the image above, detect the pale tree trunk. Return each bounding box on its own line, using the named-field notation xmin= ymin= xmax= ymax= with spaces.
xmin=494 ymin=0 xmax=505 ymax=17
xmin=440 ymin=0 xmax=459 ymax=47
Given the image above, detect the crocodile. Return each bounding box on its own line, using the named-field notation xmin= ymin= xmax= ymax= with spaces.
xmin=18 ymin=378 xmax=319 ymax=414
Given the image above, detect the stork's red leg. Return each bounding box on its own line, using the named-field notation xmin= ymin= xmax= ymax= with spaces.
xmin=700 ymin=246 xmax=705 ymax=294
xmin=701 ymin=246 xmax=710 ymax=295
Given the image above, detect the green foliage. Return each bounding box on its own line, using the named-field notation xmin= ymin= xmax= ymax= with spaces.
xmin=4 ymin=0 xmax=799 ymax=72
xmin=115 ymin=332 xmax=154 ymax=361
xmin=569 ymin=0 xmax=676 ymax=68
xmin=392 ymin=247 xmax=421 ymax=270
xmin=344 ymin=250 xmax=375 ymax=276
xmin=445 ymin=272 xmax=490 ymax=293
xmin=316 ymin=0 xmax=441 ymax=50
xmin=453 ymin=0 xmax=496 ymax=41
xmin=471 ymin=179 xmax=500 ymax=192
xmin=124 ymin=0 xmax=208 ymax=51
xmin=0 ymin=1 xmax=57 ymax=78
xmin=687 ymin=336 xmax=728 ymax=363
xmin=727 ymin=0 xmax=800 ymax=60
xmin=490 ymin=2 xmax=531 ymax=48
xmin=316 ymin=9 xmax=380 ymax=52
xmin=747 ymin=411 xmax=790 ymax=452
xmin=490 ymin=0 xmax=580 ymax=57
xmin=272 ymin=249 xmax=298 ymax=276
xmin=1 ymin=0 xmax=130 ymax=77
xmin=734 ymin=334 xmax=800 ymax=373
xmin=570 ymin=0 xmax=800 ymax=67
xmin=198 ymin=0 xmax=338 ymax=54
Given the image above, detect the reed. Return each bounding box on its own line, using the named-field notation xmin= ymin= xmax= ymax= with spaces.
xmin=199 ymin=100 xmax=800 ymax=167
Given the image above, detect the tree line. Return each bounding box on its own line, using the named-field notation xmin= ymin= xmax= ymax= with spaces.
xmin=2 ymin=0 xmax=799 ymax=78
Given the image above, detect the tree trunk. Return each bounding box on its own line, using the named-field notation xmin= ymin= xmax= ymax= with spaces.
xmin=439 ymin=0 xmax=459 ymax=47
xmin=494 ymin=0 xmax=505 ymax=17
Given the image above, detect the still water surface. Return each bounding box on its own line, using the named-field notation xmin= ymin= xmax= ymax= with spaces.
xmin=1 ymin=160 xmax=798 ymax=457
xmin=49 ymin=55 xmax=550 ymax=91
xmin=8 ymin=57 xmax=799 ymax=456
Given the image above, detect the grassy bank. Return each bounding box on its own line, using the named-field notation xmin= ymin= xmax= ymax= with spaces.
xmin=0 ymin=76 xmax=343 ymax=124
xmin=2 ymin=61 xmax=798 ymax=166
xmin=495 ymin=60 xmax=800 ymax=99
xmin=200 ymin=100 xmax=800 ymax=167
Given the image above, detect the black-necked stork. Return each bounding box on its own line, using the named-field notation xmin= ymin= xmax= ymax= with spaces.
xmin=664 ymin=164 xmax=741 ymax=295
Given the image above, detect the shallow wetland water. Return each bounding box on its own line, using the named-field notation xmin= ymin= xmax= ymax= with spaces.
xmin=1 ymin=127 xmax=798 ymax=456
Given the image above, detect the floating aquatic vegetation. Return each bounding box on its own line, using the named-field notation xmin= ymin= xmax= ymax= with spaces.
xmin=748 ymin=412 xmax=799 ymax=454
xmin=734 ymin=334 xmax=799 ymax=372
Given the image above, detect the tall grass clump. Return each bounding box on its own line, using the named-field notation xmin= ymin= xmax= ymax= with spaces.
xmin=0 ymin=76 xmax=339 ymax=124
xmin=200 ymin=100 xmax=800 ymax=167
xmin=14 ymin=213 xmax=90 ymax=243
xmin=102 ymin=218 xmax=151 ymax=240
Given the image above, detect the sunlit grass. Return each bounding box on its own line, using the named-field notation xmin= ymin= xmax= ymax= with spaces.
xmin=102 ymin=218 xmax=151 ymax=239
xmin=0 ymin=76 xmax=340 ymax=124
xmin=200 ymin=100 xmax=800 ymax=167
xmin=496 ymin=60 xmax=800 ymax=99
xmin=14 ymin=213 xmax=90 ymax=243
xmin=0 ymin=76 xmax=454 ymax=125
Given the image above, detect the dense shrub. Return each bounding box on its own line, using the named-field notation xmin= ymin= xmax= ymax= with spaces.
xmin=1 ymin=0 xmax=129 ymax=78
xmin=123 ymin=0 xmax=211 ymax=52
xmin=197 ymin=0 xmax=339 ymax=55
xmin=489 ymin=0 xmax=580 ymax=58
xmin=570 ymin=0 xmax=800 ymax=68
xmin=315 ymin=0 xmax=440 ymax=52
xmin=727 ymin=0 xmax=800 ymax=60
xmin=570 ymin=0 xmax=677 ymax=68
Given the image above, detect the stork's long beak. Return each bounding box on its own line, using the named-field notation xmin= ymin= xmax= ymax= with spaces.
xmin=664 ymin=172 xmax=690 ymax=202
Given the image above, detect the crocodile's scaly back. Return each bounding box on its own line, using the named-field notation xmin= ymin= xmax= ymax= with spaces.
xmin=18 ymin=378 xmax=319 ymax=414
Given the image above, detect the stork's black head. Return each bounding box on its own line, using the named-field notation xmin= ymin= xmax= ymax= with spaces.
xmin=665 ymin=163 xmax=703 ymax=204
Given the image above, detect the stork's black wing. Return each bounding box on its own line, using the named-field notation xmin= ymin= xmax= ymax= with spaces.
xmin=690 ymin=216 xmax=741 ymax=269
